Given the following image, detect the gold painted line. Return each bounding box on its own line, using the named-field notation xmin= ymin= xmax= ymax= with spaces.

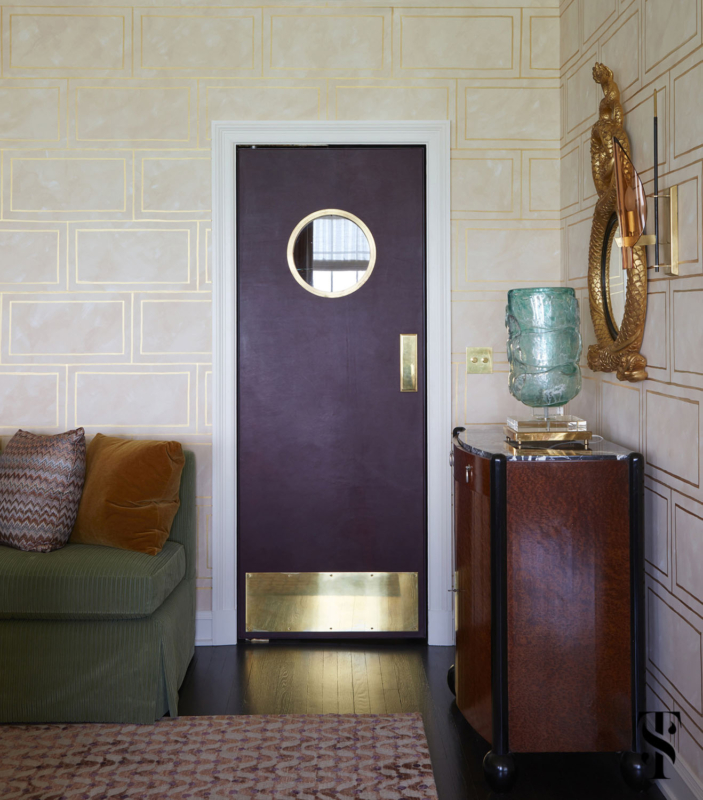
xmin=9 ymin=14 xmax=126 ymax=72
xmin=7 ymin=302 xmax=127 ymax=357
xmin=644 ymin=7 xmax=699 ymax=75
xmin=205 ymin=370 xmax=212 ymax=427
xmin=517 ymin=8 xmax=522 ymax=77
xmin=130 ymin=293 xmax=134 ymax=364
xmin=398 ymin=13 xmax=515 ymax=72
xmin=74 ymin=227 xmax=191 ymax=285
xmin=645 ymin=588 xmax=703 ymax=716
xmin=196 ymin=223 xmax=201 ymax=291
xmin=203 ymin=84 xmax=322 ymax=140
xmin=9 ymin=157 xmax=128 ymax=214
xmin=527 ymin=13 xmax=559 ymax=73
xmin=139 ymin=14 xmax=257 ymax=72
xmin=579 ymin=0 xmax=617 ymax=50
xmin=131 ymin=7 xmax=134 ymax=78
xmin=74 ymin=85 xmax=191 ymax=143
xmin=674 ymin=60 xmax=703 ymax=159
xmin=195 ymin=364 xmax=201 ymax=432
xmin=0 ymin=228 xmax=61 ymax=286
xmin=139 ymin=298 xmax=211 ymax=356
xmin=598 ymin=9 xmax=640 ymax=93
xmin=269 ymin=14 xmax=386 ymax=72
xmin=74 ymin=370 xmax=192 ymax=429
xmin=0 ymin=371 xmax=60 ymax=428
xmin=528 ymin=157 xmax=559 ymax=213
xmin=206 ymin=513 xmax=212 ymax=571
xmin=205 ymin=228 xmax=212 ymax=284
xmin=0 ymin=86 xmax=61 ymax=142
xmin=187 ymin=227 xmax=192 ymax=285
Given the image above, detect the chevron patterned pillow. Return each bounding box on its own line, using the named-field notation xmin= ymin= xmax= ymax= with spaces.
xmin=0 ymin=428 xmax=86 ymax=553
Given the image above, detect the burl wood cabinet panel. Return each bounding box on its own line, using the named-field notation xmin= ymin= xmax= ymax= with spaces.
xmin=453 ymin=445 xmax=492 ymax=741
xmin=453 ymin=429 xmax=645 ymax=763
xmin=506 ymin=460 xmax=632 ymax=752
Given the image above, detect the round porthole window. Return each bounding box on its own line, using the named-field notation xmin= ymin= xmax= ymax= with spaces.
xmin=286 ymin=209 xmax=376 ymax=298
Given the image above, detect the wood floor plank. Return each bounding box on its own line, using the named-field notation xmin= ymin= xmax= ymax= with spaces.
xmin=351 ymin=652 xmax=371 ymax=714
xmin=364 ymin=651 xmax=386 ymax=714
xmin=290 ymin=650 xmax=309 ymax=714
xmin=379 ymin=651 xmax=403 ymax=713
xmin=322 ymin=650 xmax=339 ymax=714
xmin=176 ymin=642 xmax=667 ymax=800
xmin=243 ymin=649 xmax=277 ymax=714
xmin=391 ymin=649 xmax=423 ymax=712
xmin=272 ymin=648 xmax=296 ymax=714
xmin=306 ymin=650 xmax=324 ymax=714
xmin=337 ymin=651 xmax=354 ymax=714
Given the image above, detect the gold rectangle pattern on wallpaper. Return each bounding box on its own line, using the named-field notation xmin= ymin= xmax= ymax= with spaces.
xmin=2 ymin=0 xmax=703 ymax=787
xmin=561 ymin=0 xmax=703 ymax=787
xmin=0 ymin=0 xmax=562 ymax=617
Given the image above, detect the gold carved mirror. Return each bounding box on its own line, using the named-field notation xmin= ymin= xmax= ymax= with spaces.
xmin=587 ymin=63 xmax=648 ymax=382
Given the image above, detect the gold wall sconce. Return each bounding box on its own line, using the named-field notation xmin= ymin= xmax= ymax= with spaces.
xmin=651 ymin=90 xmax=679 ymax=276
xmin=587 ymin=65 xmax=684 ymax=383
xmin=611 ymin=91 xmax=679 ymax=276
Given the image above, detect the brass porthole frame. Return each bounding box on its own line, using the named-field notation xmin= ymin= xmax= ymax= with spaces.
xmin=286 ymin=208 xmax=377 ymax=298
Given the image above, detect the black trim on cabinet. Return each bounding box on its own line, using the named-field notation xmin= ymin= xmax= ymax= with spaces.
xmin=628 ymin=452 xmax=646 ymax=753
xmin=490 ymin=454 xmax=509 ymax=755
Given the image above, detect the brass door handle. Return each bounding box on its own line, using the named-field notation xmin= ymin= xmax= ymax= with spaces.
xmin=400 ymin=334 xmax=418 ymax=392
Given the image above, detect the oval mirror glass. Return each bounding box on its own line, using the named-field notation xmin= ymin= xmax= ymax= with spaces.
xmin=602 ymin=213 xmax=627 ymax=336
xmin=287 ymin=210 xmax=376 ymax=298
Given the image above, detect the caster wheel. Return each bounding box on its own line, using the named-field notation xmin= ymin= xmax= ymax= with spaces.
xmin=447 ymin=664 xmax=456 ymax=696
xmin=483 ymin=750 xmax=517 ymax=793
xmin=620 ymin=751 xmax=651 ymax=792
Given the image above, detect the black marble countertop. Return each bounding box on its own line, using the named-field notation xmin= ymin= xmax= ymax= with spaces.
xmin=454 ymin=424 xmax=633 ymax=462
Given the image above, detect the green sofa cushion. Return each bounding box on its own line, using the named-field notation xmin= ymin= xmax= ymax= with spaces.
xmin=0 ymin=541 xmax=185 ymax=620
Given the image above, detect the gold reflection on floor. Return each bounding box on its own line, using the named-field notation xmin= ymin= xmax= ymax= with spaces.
xmin=245 ymin=572 xmax=419 ymax=633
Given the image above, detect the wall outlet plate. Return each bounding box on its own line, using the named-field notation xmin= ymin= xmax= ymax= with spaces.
xmin=466 ymin=347 xmax=493 ymax=374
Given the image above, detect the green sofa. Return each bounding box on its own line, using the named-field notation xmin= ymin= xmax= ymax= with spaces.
xmin=0 ymin=450 xmax=196 ymax=723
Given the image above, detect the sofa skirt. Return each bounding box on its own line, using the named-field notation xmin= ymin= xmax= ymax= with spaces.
xmin=0 ymin=578 xmax=195 ymax=724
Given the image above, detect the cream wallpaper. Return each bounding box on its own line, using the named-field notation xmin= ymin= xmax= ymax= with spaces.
xmin=560 ymin=0 xmax=703 ymax=788
xmin=0 ymin=0 xmax=560 ymax=618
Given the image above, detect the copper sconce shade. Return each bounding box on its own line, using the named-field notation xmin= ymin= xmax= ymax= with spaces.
xmin=613 ymin=138 xmax=647 ymax=270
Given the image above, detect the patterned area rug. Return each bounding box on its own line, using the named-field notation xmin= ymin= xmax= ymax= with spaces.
xmin=0 ymin=713 xmax=438 ymax=799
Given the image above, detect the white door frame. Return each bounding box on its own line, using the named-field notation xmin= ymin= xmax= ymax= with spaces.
xmin=209 ymin=121 xmax=452 ymax=646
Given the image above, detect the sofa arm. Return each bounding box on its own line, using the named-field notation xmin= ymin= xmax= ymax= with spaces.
xmin=169 ymin=450 xmax=196 ymax=580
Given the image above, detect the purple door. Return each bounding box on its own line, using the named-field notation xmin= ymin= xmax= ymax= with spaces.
xmin=237 ymin=146 xmax=426 ymax=639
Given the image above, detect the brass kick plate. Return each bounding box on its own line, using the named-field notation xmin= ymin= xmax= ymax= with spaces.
xmin=245 ymin=571 xmax=419 ymax=633
xmin=466 ymin=347 xmax=493 ymax=374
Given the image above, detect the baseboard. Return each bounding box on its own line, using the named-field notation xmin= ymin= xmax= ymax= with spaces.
xmin=428 ymin=610 xmax=455 ymax=646
xmin=195 ymin=612 xmax=212 ymax=646
xmin=211 ymin=608 xmax=238 ymax=645
xmin=658 ymin=754 xmax=703 ymax=800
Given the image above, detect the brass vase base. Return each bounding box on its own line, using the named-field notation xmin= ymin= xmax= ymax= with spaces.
xmin=504 ymin=414 xmax=592 ymax=449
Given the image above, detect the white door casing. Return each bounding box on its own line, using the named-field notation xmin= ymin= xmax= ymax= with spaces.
xmin=209 ymin=121 xmax=452 ymax=646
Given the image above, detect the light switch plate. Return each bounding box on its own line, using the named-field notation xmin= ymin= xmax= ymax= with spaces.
xmin=466 ymin=347 xmax=493 ymax=374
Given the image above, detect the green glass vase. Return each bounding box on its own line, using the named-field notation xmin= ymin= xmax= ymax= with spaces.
xmin=506 ymin=287 xmax=582 ymax=408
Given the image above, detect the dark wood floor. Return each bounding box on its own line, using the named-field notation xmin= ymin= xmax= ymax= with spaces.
xmin=178 ymin=641 xmax=664 ymax=800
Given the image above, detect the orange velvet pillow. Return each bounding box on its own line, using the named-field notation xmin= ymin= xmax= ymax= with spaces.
xmin=71 ymin=434 xmax=185 ymax=556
